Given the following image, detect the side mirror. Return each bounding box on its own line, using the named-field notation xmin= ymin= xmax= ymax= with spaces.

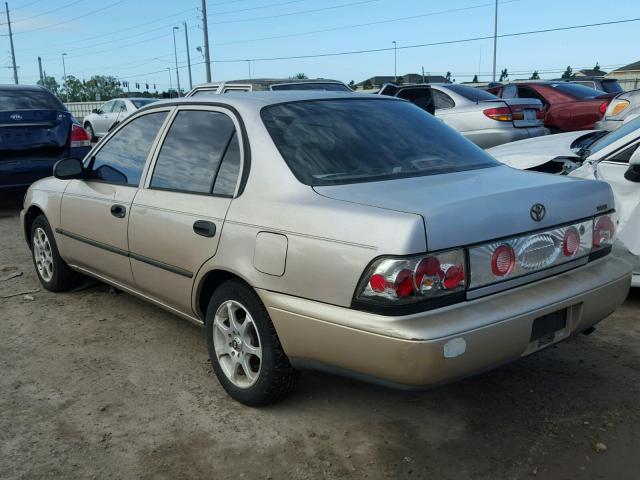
xmin=625 ymin=148 xmax=640 ymax=182
xmin=91 ymin=108 xmax=100 ymax=114
xmin=53 ymin=158 xmax=84 ymax=180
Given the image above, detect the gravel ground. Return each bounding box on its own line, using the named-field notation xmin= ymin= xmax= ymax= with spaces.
xmin=1 ymin=193 xmax=639 ymax=480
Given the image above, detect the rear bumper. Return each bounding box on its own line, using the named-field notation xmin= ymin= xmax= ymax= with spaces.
xmin=259 ymin=255 xmax=631 ymax=388
xmin=465 ymin=126 xmax=549 ymax=149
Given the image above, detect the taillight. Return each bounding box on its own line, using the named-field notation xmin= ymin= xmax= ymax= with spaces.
xmin=592 ymin=213 xmax=617 ymax=250
xmin=562 ymin=227 xmax=580 ymax=257
xmin=491 ymin=244 xmax=516 ymax=276
xmin=598 ymin=101 xmax=609 ymax=116
xmin=69 ymin=124 xmax=91 ymax=148
xmin=536 ymin=109 xmax=546 ymax=120
xmin=356 ymin=248 xmax=466 ymax=307
xmin=483 ymin=107 xmax=512 ymax=122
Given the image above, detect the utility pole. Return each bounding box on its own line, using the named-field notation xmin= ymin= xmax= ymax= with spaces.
xmin=38 ymin=56 xmax=44 ymax=83
xmin=167 ymin=67 xmax=173 ymax=97
xmin=421 ymin=66 xmax=425 ymax=84
xmin=492 ymin=0 xmax=498 ymax=82
xmin=172 ymin=26 xmax=181 ymax=96
xmin=5 ymin=2 xmax=18 ymax=84
xmin=392 ymin=41 xmax=397 ymax=83
xmin=201 ymin=0 xmax=212 ymax=82
xmin=183 ymin=21 xmax=192 ymax=90
xmin=61 ymin=53 xmax=68 ymax=101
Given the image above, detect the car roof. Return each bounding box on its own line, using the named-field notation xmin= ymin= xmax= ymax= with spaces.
xmin=138 ymin=90 xmax=394 ymax=112
xmin=0 ymin=84 xmax=49 ymax=92
xmin=194 ymin=78 xmax=346 ymax=88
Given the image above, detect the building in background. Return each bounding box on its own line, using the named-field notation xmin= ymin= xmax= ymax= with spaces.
xmin=354 ymin=73 xmax=450 ymax=90
xmin=607 ymin=61 xmax=640 ymax=91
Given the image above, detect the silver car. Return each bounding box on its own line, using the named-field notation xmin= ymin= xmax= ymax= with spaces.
xmin=186 ymin=78 xmax=351 ymax=97
xmin=596 ymin=89 xmax=640 ymax=131
xmin=83 ymin=97 xmax=158 ymax=140
xmin=21 ymin=92 xmax=631 ymax=405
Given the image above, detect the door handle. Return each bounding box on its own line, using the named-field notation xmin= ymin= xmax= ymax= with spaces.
xmin=110 ymin=204 xmax=127 ymax=218
xmin=193 ymin=220 xmax=216 ymax=237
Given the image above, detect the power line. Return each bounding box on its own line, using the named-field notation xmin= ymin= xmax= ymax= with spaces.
xmin=8 ymin=0 xmax=86 ymax=24
xmin=10 ymin=0 xmax=44 ymax=11
xmin=214 ymin=0 xmax=520 ymax=46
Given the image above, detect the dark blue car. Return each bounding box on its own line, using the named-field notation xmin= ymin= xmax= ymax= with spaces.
xmin=0 ymin=85 xmax=91 ymax=192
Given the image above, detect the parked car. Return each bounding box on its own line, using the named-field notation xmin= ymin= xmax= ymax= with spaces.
xmin=596 ymin=89 xmax=640 ymax=131
xmin=488 ymin=82 xmax=616 ymax=132
xmin=186 ymin=78 xmax=351 ymax=97
xmin=487 ymin=116 xmax=640 ymax=286
xmin=0 ymin=84 xmax=91 ymax=192
xmin=21 ymin=92 xmax=631 ymax=405
xmin=552 ymin=76 xmax=623 ymax=94
xmin=379 ymin=83 xmax=547 ymax=148
xmin=83 ymin=97 xmax=158 ymax=140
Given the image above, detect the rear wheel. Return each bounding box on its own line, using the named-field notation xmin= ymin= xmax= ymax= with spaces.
xmin=205 ymin=280 xmax=296 ymax=406
xmin=84 ymin=122 xmax=96 ymax=142
xmin=30 ymin=215 xmax=79 ymax=292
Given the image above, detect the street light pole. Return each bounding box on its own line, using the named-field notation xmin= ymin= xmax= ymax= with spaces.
xmin=172 ymin=26 xmax=181 ymax=96
xmin=183 ymin=21 xmax=193 ymax=90
xmin=61 ymin=53 xmax=68 ymax=102
xmin=492 ymin=0 xmax=498 ymax=82
xmin=4 ymin=2 xmax=18 ymax=84
xmin=246 ymin=60 xmax=251 ymax=80
xmin=392 ymin=41 xmax=397 ymax=83
xmin=167 ymin=67 xmax=173 ymax=97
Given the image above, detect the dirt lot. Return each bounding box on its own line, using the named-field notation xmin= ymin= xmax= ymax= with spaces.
xmin=1 ymin=194 xmax=639 ymax=480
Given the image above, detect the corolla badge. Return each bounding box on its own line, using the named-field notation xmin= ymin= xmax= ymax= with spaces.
xmin=530 ymin=203 xmax=546 ymax=222
xmin=9 ymin=113 xmax=22 ymax=121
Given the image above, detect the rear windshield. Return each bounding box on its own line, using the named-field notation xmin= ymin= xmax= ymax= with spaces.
xmin=549 ymin=83 xmax=604 ymax=99
xmin=261 ymin=98 xmax=499 ymax=186
xmin=589 ymin=115 xmax=640 ymax=155
xmin=270 ymin=82 xmax=351 ymax=92
xmin=443 ymin=84 xmax=498 ymax=101
xmin=0 ymin=89 xmax=64 ymax=111
xmin=131 ymin=99 xmax=158 ymax=108
xmin=600 ymin=80 xmax=623 ymax=94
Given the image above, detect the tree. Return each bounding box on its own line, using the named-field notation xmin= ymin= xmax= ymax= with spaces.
xmin=348 ymin=80 xmax=355 ymax=89
xmin=561 ymin=66 xmax=573 ymax=79
xmin=292 ymin=73 xmax=308 ymax=79
xmin=396 ymin=75 xmax=405 ymax=85
xmin=499 ymin=68 xmax=509 ymax=82
xmin=37 ymin=76 xmax=60 ymax=95
xmin=593 ymin=62 xmax=601 ymax=73
xmin=445 ymin=71 xmax=452 ymax=82
xmin=362 ymin=79 xmax=373 ymax=90
xmin=61 ymin=75 xmax=85 ymax=102
xmin=83 ymin=75 xmax=123 ymax=101
xmin=472 ymin=74 xmax=479 ymax=83
xmin=530 ymin=70 xmax=540 ymax=80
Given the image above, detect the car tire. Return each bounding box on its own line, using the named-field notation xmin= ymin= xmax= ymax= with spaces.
xmin=30 ymin=215 xmax=79 ymax=292
xmin=84 ymin=122 xmax=97 ymax=142
xmin=205 ymin=279 xmax=297 ymax=406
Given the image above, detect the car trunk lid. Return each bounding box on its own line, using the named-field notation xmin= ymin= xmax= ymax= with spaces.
xmin=314 ymin=165 xmax=614 ymax=251
xmin=482 ymin=98 xmax=545 ymax=128
xmin=0 ymin=109 xmax=71 ymax=156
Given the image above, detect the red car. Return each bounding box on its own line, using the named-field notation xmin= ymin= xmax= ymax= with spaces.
xmin=487 ymin=82 xmax=615 ymax=133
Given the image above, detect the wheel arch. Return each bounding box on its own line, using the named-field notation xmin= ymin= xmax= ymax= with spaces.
xmin=194 ymin=269 xmax=255 ymax=321
xmin=23 ymin=205 xmax=46 ymax=248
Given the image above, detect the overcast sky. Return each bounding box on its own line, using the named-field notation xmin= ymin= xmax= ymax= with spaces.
xmin=1 ymin=0 xmax=638 ymax=90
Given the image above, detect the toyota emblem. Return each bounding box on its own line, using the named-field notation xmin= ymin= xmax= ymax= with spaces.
xmin=530 ymin=203 xmax=546 ymax=222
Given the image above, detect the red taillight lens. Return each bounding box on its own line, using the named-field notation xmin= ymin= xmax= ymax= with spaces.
xmin=536 ymin=109 xmax=546 ymax=120
xmin=491 ymin=244 xmax=516 ymax=277
xmin=69 ymin=124 xmax=91 ymax=148
xmin=592 ymin=214 xmax=616 ymax=249
xmin=599 ymin=101 xmax=609 ymax=116
xmin=356 ymin=248 xmax=466 ymax=307
xmin=483 ymin=106 xmax=513 ymax=122
xmin=562 ymin=227 xmax=580 ymax=257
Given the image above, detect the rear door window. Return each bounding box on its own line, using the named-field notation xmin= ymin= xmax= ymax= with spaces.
xmin=150 ymin=110 xmax=239 ymax=195
xmin=502 ymin=85 xmax=518 ymax=99
xmin=88 ymin=111 xmax=168 ymax=186
xmin=432 ymin=90 xmax=455 ymax=110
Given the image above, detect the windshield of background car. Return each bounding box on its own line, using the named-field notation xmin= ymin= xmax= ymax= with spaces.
xmin=444 ymin=84 xmax=498 ymax=101
xmin=601 ymin=81 xmax=623 ymax=94
xmin=131 ymin=99 xmax=158 ymax=108
xmin=589 ymin=115 xmax=640 ymax=156
xmin=549 ymin=83 xmax=605 ymax=99
xmin=261 ymin=98 xmax=499 ymax=186
xmin=270 ymin=82 xmax=351 ymax=92
xmin=0 ymin=89 xmax=65 ymax=111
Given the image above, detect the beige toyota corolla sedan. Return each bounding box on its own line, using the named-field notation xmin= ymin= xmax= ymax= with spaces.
xmin=21 ymin=92 xmax=631 ymax=405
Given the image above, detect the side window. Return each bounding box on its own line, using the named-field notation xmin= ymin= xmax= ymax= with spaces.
xmin=213 ymin=132 xmax=241 ymax=196
xmin=517 ymin=87 xmax=544 ymax=102
xmin=502 ymin=85 xmax=518 ymax=99
xmin=100 ymin=101 xmax=114 ymax=113
xmin=89 ymin=111 xmax=168 ymax=186
xmin=432 ymin=90 xmax=455 ymax=110
xmin=607 ymin=142 xmax=639 ymax=164
xmin=150 ymin=110 xmax=238 ymax=195
xmin=191 ymin=89 xmax=219 ymax=97
xmin=113 ymin=100 xmax=126 ymax=112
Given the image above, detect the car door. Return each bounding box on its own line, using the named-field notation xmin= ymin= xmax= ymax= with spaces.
xmin=58 ymin=109 xmax=171 ymax=286
xmin=94 ymin=100 xmax=114 ymax=136
xmin=595 ymin=141 xmax=640 ymax=255
xmin=128 ymin=106 xmax=244 ymax=314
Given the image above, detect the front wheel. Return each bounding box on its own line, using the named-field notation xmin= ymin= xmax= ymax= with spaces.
xmin=30 ymin=215 xmax=79 ymax=292
xmin=206 ymin=280 xmax=297 ymax=406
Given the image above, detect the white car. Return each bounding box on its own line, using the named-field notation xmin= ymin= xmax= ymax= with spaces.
xmin=488 ymin=117 xmax=640 ymax=286
xmin=83 ymin=98 xmax=158 ymax=140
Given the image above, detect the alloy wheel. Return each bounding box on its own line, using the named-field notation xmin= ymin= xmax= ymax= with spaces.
xmin=33 ymin=227 xmax=54 ymax=282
